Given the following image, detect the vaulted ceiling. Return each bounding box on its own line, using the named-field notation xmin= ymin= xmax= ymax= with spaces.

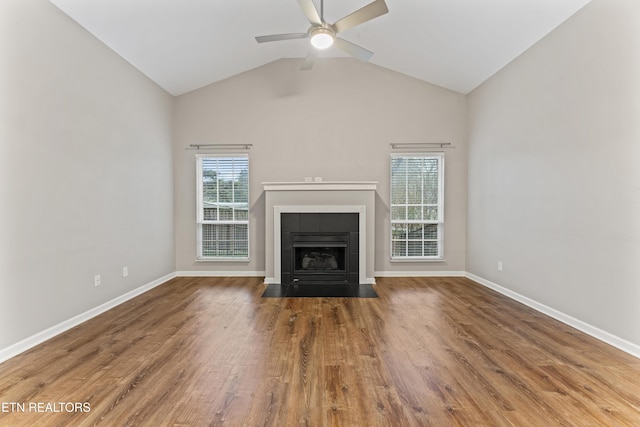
xmin=49 ymin=0 xmax=592 ymax=96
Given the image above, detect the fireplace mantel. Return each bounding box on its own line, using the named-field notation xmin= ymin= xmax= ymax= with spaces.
xmin=263 ymin=181 xmax=377 ymax=285
xmin=262 ymin=181 xmax=377 ymax=192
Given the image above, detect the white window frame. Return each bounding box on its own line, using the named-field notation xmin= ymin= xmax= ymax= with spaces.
xmin=196 ymin=154 xmax=249 ymax=261
xmin=390 ymin=153 xmax=445 ymax=261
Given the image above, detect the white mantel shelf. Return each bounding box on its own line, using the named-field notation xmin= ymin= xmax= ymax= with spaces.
xmin=262 ymin=181 xmax=377 ymax=192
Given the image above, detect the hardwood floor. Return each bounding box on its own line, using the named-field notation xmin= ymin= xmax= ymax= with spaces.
xmin=0 ymin=276 xmax=639 ymax=426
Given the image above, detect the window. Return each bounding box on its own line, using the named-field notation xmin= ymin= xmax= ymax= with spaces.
xmin=390 ymin=153 xmax=444 ymax=260
xmin=196 ymin=154 xmax=249 ymax=260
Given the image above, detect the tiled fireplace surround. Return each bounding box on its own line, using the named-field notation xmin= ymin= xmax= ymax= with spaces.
xmin=263 ymin=182 xmax=377 ymax=285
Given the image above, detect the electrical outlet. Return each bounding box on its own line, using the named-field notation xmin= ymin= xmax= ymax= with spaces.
xmin=497 ymin=261 xmax=503 ymax=272
xmin=94 ymin=275 xmax=101 ymax=287
xmin=122 ymin=267 xmax=129 ymax=277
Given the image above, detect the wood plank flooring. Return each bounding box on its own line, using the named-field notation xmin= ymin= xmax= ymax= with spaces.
xmin=0 ymin=276 xmax=639 ymax=426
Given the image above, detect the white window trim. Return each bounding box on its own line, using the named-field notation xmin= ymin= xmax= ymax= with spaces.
xmin=390 ymin=152 xmax=445 ymax=261
xmin=195 ymin=153 xmax=250 ymax=261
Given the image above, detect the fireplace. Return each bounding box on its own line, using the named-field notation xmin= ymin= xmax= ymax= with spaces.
xmin=263 ymin=181 xmax=377 ymax=285
xmin=281 ymin=213 xmax=359 ymax=285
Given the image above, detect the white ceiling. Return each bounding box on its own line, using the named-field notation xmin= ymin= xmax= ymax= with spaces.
xmin=49 ymin=0 xmax=591 ymax=96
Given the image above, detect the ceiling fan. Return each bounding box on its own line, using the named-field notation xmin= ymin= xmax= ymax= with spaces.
xmin=255 ymin=0 xmax=388 ymax=70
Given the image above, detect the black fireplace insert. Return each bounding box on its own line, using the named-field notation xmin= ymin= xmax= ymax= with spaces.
xmin=292 ymin=233 xmax=348 ymax=283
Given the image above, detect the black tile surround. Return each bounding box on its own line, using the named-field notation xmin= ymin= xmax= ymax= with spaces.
xmin=281 ymin=213 xmax=359 ymax=285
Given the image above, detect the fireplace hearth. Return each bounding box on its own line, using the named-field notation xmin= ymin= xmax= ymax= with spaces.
xmin=281 ymin=213 xmax=359 ymax=285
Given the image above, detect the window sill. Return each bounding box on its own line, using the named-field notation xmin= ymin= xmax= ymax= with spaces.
xmin=195 ymin=258 xmax=250 ymax=263
xmin=390 ymin=258 xmax=446 ymax=263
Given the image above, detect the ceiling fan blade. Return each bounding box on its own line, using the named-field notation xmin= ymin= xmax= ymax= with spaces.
xmin=333 ymin=37 xmax=374 ymax=62
xmin=301 ymin=49 xmax=318 ymax=71
xmin=297 ymin=0 xmax=322 ymax=25
xmin=255 ymin=33 xmax=308 ymax=43
xmin=332 ymin=0 xmax=388 ymax=33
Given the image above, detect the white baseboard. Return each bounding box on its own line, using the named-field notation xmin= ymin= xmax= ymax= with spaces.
xmin=375 ymin=270 xmax=465 ymax=277
xmin=0 ymin=272 xmax=177 ymax=364
xmin=176 ymin=270 xmax=266 ymax=277
xmin=465 ymin=272 xmax=640 ymax=359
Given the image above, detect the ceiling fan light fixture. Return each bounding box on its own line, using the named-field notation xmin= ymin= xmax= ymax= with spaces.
xmin=309 ymin=27 xmax=334 ymax=49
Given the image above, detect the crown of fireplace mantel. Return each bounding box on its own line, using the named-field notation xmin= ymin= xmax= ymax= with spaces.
xmin=262 ymin=181 xmax=377 ymax=192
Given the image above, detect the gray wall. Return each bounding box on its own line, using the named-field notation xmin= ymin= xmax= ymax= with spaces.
xmin=173 ymin=59 xmax=468 ymax=275
xmin=467 ymin=0 xmax=640 ymax=346
xmin=0 ymin=0 xmax=175 ymax=349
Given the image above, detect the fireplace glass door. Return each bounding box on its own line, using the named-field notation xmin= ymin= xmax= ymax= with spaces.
xmin=292 ymin=233 xmax=349 ymax=284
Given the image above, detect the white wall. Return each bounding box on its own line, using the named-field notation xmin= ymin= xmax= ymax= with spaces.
xmin=0 ymin=0 xmax=175 ymax=350
xmin=467 ymin=0 xmax=640 ymax=348
xmin=173 ymin=59 xmax=467 ymax=275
